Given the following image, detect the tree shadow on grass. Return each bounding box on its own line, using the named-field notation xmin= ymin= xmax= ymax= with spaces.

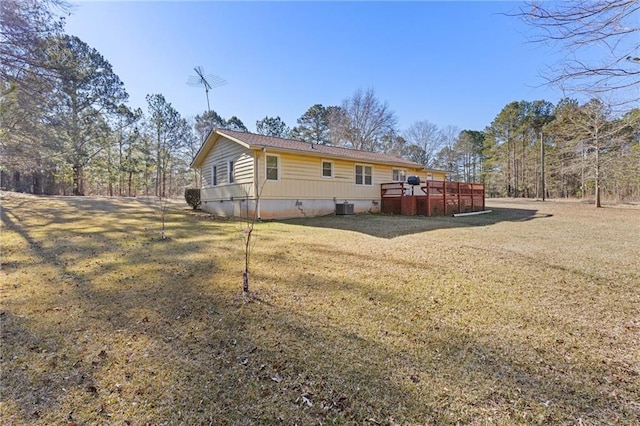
xmin=241 ymin=268 xmax=637 ymax=424
xmin=280 ymin=207 xmax=553 ymax=239
xmin=1 ymin=196 xmax=634 ymax=425
xmin=3 ymin=270 xmax=634 ymax=424
xmin=2 ymin=200 xmax=431 ymax=423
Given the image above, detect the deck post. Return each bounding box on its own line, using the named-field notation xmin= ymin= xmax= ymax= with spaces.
xmin=443 ymin=181 xmax=447 ymax=215
xmin=381 ymin=180 xmax=484 ymax=217
xmin=470 ymin=183 xmax=474 ymax=212
xmin=426 ymin=182 xmax=431 ymax=217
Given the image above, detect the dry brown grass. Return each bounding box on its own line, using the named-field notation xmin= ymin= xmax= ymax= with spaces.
xmin=1 ymin=194 xmax=639 ymax=425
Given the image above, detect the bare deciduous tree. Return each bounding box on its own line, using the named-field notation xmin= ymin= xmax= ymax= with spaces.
xmin=336 ymin=88 xmax=397 ymax=152
xmin=552 ymin=98 xmax=629 ymax=207
xmin=438 ymin=125 xmax=461 ymax=180
xmin=403 ymin=120 xmax=443 ymax=168
xmin=240 ymin=170 xmax=268 ymax=296
xmin=518 ymin=0 xmax=640 ymax=103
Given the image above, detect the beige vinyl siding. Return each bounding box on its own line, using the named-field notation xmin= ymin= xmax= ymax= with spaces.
xmin=200 ymin=136 xmax=255 ymax=200
xmin=194 ymin=130 xmax=450 ymax=218
xmin=234 ymin=152 xmax=254 ymax=183
xmin=428 ymin=170 xmax=447 ymax=180
xmin=256 ymin=152 xmax=430 ymax=200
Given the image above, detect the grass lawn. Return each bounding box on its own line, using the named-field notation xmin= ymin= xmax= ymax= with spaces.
xmin=1 ymin=193 xmax=639 ymax=425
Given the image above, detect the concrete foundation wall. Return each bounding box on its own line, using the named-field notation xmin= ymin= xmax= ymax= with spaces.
xmin=200 ymin=198 xmax=381 ymax=219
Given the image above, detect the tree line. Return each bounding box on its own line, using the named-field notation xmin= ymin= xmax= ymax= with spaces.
xmin=2 ymin=0 xmax=638 ymax=203
xmin=251 ymin=95 xmax=639 ymax=204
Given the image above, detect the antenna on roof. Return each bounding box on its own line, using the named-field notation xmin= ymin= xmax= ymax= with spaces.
xmin=187 ymin=66 xmax=227 ymax=113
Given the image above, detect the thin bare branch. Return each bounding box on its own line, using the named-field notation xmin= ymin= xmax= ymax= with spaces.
xmin=514 ymin=0 xmax=640 ymax=104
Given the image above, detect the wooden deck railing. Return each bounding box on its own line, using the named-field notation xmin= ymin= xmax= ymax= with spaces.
xmin=381 ymin=181 xmax=485 ymax=216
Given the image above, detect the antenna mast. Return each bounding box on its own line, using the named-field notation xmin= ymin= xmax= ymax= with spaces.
xmin=187 ymin=66 xmax=226 ymax=112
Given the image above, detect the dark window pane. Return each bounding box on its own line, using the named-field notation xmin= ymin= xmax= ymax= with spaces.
xmin=322 ymin=161 xmax=332 ymax=177
xmin=266 ymin=156 xmax=278 ymax=180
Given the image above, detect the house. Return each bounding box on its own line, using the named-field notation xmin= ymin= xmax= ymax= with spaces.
xmin=190 ymin=129 xmax=447 ymax=219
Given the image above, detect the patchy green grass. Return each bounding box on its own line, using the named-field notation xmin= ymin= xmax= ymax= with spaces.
xmin=1 ymin=194 xmax=639 ymax=425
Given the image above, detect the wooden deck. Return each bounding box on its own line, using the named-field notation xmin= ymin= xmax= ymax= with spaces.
xmin=381 ymin=181 xmax=485 ymax=216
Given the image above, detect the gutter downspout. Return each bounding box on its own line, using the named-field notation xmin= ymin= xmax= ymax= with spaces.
xmin=256 ymin=147 xmax=265 ymax=220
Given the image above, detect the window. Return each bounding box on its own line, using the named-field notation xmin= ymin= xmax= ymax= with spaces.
xmin=392 ymin=169 xmax=406 ymax=182
xmin=211 ymin=164 xmax=218 ymax=186
xmin=228 ymin=160 xmax=234 ymax=183
xmin=266 ymin=155 xmax=279 ymax=181
xmin=355 ymin=164 xmax=373 ymax=186
xmin=322 ymin=160 xmax=333 ymax=178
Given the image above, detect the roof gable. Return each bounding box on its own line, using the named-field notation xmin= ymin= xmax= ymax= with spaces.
xmin=190 ymin=129 xmax=251 ymax=168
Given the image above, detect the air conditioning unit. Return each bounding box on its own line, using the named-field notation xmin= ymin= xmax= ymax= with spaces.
xmin=335 ymin=203 xmax=354 ymax=215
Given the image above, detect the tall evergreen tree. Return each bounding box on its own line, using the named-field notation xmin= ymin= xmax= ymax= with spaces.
xmin=485 ymin=101 xmax=528 ymax=196
xmin=256 ymin=116 xmax=289 ymax=138
xmin=1 ymin=0 xmax=69 ymax=191
xmin=44 ymin=34 xmax=128 ymax=195
xmin=194 ymin=110 xmax=225 ymax=143
xmin=454 ymin=130 xmax=485 ymax=183
xmin=146 ymin=94 xmax=188 ymax=198
xmin=291 ymin=104 xmax=333 ymax=145
xmin=225 ymin=116 xmax=248 ymax=132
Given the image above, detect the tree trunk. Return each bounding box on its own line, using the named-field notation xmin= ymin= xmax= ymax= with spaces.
xmin=522 ymin=134 xmax=526 ymax=197
xmin=161 ymin=156 xmax=167 ymax=198
xmin=511 ymin=139 xmax=515 ymax=196
xmin=243 ymin=226 xmax=253 ymax=294
xmin=506 ymin=132 xmax=512 ymax=196
xmin=243 ymin=271 xmax=249 ymax=293
xmin=72 ymin=164 xmax=84 ymax=196
xmin=541 ymin=131 xmax=545 ymax=202
xmin=108 ymin=146 xmax=113 ymax=197
xmin=595 ymin=132 xmax=601 ymax=208
xmin=581 ymin=142 xmax=585 ymax=199
xmin=156 ymin=131 xmax=161 ymax=197
xmin=118 ymin=136 xmax=124 ymax=196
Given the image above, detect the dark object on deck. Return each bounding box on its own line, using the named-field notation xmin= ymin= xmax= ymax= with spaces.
xmin=407 ymin=176 xmax=421 ymax=185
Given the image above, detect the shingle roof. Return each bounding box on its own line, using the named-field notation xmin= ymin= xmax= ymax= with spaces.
xmin=215 ymin=129 xmax=424 ymax=168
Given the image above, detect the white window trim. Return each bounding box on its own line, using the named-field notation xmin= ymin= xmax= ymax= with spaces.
xmin=211 ymin=164 xmax=218 ymax=186
xmin=228 ymin=160 xmax=235 ymax=184
xmin=321 ymin=160 xmax=334 ymax=178
xmin=265 ymin=154 xmax=280 ymax=182
xmin=354 ymin=164 xmax=373 ymax=186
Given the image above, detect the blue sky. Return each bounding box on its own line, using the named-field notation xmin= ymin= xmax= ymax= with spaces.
xmin=65 ymin=1 xmax=564 ymax=133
